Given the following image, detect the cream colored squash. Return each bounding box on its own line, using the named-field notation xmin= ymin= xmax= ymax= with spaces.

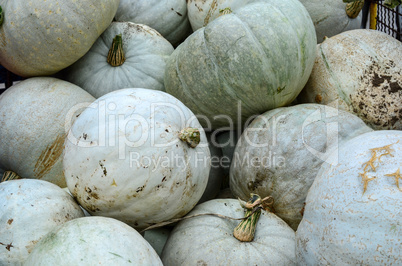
xmin=0 ymin=179 xmax=84 ymax=265
xmin=0 ymin=77 xmax=95 ymax=187
xmin=296 ymin=130 xmax=402 ymax=264
xmin=298 ymin=29 xmax=402 ymax=130
xmin=63 ymin=88 xmax=210 ymax=230
xmin=0 ymin=0 xmax=120 ymax=77
xmin=25 ymin=216 xmax=163 ymax=265
xmin=230 ymin=104 xmax=373 ymax=230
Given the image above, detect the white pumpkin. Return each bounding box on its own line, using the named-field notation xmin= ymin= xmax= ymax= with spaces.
xmin=63 ymin=22 xmax=174 ymax=98
xmin=298 ymin=0 xmax=363 ymax=43
xmin=25 ymin=216 xmax=163 ymax=265
xmin=230 ymin=104 xmax=373 ymax=230
xmin=0 ymin=77 xmax=95 ymax=187
xmin=63 ymin=88 xmax=211 ymax=230
xmin=296 ymin=130 xmax=402 ymax=264
xmin=0 ymin=0 xmax=120 ymax=77
xmin=298 ymin=29 xmax=402 ymax=130
xmin=161 ymin=198 xmax=296 ymax=265
xmin=115 ymin=0 xmax=191 ymax=46
xmin=0 ymin=179 xmax=84 ymax=265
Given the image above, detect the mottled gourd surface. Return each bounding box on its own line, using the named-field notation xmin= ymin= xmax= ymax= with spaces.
xmin=165 ymin=0 xmax=317 ymax=129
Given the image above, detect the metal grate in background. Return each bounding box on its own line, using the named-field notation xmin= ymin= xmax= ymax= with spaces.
xmin=374 ymin=1 xmax=402 ymax=41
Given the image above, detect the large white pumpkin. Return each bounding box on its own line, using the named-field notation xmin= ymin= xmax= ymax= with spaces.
xmin=115 ymin=0 xmax=191 ymax=46
xmin=166 ymin=0 xmax=317 ymax=129
xmin=63 ymin=88 xmax=211 ymax=230
xmin=0 ymin=0 xmax=120 ymax=77
xmin=63 ymin=22 xmax=174 ymax=98
xmin=25 ymin=216 xmax=163 ymax=265
xmin=230 ymin=104 xmax=373 ymax=230
xmin=296 ymin=130 xmax=402 ymax=264
xmin=298 ymin=29 xmax=402 ymax=130
xmin=0 ymin=179 xmax=84 ymax=265
xmin=161 ymin=198 xmax=296 ymax=265
xmin=0 ymin=77 xmax=95 ymax=187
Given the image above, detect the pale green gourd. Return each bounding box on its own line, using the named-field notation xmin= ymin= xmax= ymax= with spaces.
xmin=0 ymin=0 xmax=120 ymax=77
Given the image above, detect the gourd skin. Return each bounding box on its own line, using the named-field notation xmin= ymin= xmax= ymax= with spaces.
xmin=63 ymin=88 xmax=210 ymax=230
xmin=115 ymin=0 xmax=191 ymax=46
xmin=24 ymin=216 xmax=163 ymax=265
xmin=0 ymin=77 xmax=95 ymax=187
xmin=64 ymin=22 xmax=174 ymax=98
xmin=165 ymin=0 xmax=317 ymax=129
xmin=161 ymin=198 xmax=296 ymax=265
xmin=296 ymin=130 xmax=402 ymax=264
xmin=0 ymin=179 xmax=84 ymax=265
xmin=298 ymin=0 xmax=362 ymax=43
xmin=230 ymin=104 xmax=373 ymax=230
xmin=0 ymin=0 xmax=120 ymax=77
xmin=298 ymin=29 xmax=402 ymax=130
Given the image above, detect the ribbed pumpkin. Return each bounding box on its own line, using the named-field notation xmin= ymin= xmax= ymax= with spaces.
xmin=165 ymin=0 xmax=317 ymax=129
xmin=298 ymin=29 xmax=402 ymax=130
xmin=63 ymin=88 xmax=210 ymax=230
xmin=230 ymin=104 xmax=373 ymax=230
xmin=115 ymin=0 xmax=191 ymax=46
xmin=296 ymin=130 xmax=402 ymax=264
xmin=0 ymin=0 xmax=119 ymax=77
xmin=161 ymin=198 xmax=296 ymax=265
xmin=25 ymin=216 xmax=163 ymax=265
xmin=0 ymin=77 xmax=95 ymax=187
xmin=63 ymin=22 xmax=174 ymax=98
xmin=0 ymin=179 xmax=84 ymax=265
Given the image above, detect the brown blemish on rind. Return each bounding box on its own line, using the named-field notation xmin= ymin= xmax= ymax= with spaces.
xmin=34 ymin=134 xmax=65 ymax=179
xmin=351 ymin=59 xmax=401 ymax=130
xmin=7 ymin=219 xmax=13 ymax=225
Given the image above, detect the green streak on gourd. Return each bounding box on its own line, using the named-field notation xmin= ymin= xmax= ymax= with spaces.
xmin=319 ymin=44 xmax=351 ymax=105
xmin=0 ymin=6 xmax=4 ymax=26
xmin=179 ymin=128 xmax=201 ymax=148
xmin=345 ymin=0 xmax=365 ymax=19
xmin=107 ymin=34 xmax=125 ymax=67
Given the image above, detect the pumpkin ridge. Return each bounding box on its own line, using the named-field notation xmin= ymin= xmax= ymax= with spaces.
xmin=202 ymin=21 xmax=256 ymax=115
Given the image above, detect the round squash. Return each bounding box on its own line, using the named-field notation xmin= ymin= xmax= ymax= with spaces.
xmin=0 ymin=179 xmax=84 ymax=265
xmin=161 ymin=198 xmax=296 ymax=265
xmin=0 ymin=0 xmax=120 ymax=77
xmin=298 ymin=29 xmax=402 ymax=130
xmin=298 ymin=0 xmax=363 ymax=43
xmin=0 ymin=77 xmax=95 ymax=187
xmin=25 ymin=216 xmax=163 ymax=265
xmin=63 ymin=22 xmax=174 ymax=98
xmin=165 ymin=0 xmax=317 ymax=129
xmin=115 ymin=0 xmax=191 ymax=46
xmin=230 ymin=104 xmax=373 ymax=230
xmin=63 ymin=88 xmax=211 ymax=230
xmin=296 ymin=130 xmax=402 ymax=264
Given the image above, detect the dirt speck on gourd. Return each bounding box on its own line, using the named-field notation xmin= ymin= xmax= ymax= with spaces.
xmin=34 ymin=133 xmax=65 ymax=180
xmin=351 ymin=59 xmax=401 ymax=130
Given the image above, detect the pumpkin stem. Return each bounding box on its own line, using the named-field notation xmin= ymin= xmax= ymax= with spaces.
xmin=179 ymin=128 xmax=201 ymax=148
xmin=233 ymin=194 xmax=274 ymax=242
xmin=345 ymin=0 xmax=365 ymax=19
xmin=1 ymin=171 xmax=21 ymax=183
xmin=219 ymin=7 xmax=233 ymax=16
xmin=107 ymin=34 xmax=125 ymax=67
xmin=0 ymin=6 xmax=4 ymax=26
